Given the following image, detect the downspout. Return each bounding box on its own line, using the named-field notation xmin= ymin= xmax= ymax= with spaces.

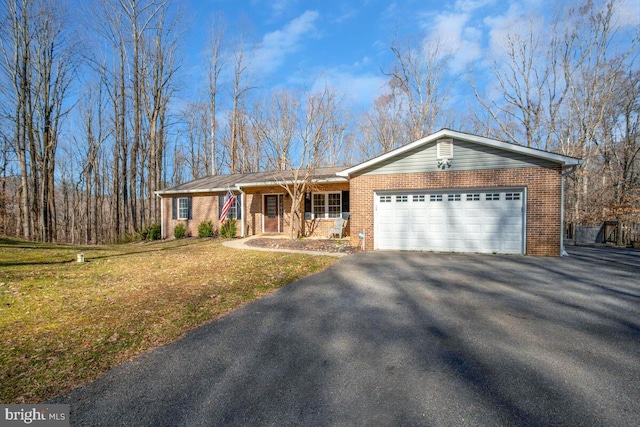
xmin=236 ymin=186 xmax=246 ymax=237
xmin=561 ymin=165 xmax=579 ymax=256
xmin=156 ymin=193 xmax=164 ymax=240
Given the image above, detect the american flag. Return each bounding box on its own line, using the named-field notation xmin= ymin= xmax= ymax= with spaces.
xmin=219 ymin=190 xmax=236 ymax=223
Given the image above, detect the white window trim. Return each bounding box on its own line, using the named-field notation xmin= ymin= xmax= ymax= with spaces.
xmin=228 ymin=198 xmax=240 ymax=220
xmin=177 ymin=197 xmax=189 ymax=220
xmin=311 ymin=191 xmax=342 ymax=220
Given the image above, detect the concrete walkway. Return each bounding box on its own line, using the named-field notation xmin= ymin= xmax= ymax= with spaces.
xmin=222 ymin=235 xmax=349 ymax=257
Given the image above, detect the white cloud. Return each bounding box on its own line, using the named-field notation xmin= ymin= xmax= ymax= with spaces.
xmin=484 ymin=3 xmax=540 ymax=57
xmin=613 ymin=0 xmax=640 ymax=27
xmin=426 ymin=11 xmax=483 ymax=73
xmin=453 ymin=0 xmax=497 ymax=12
xmin=268 ymin=0 xmax=296 ymax=15
xmin=311 ymin=70 xmax=387 ymax=111
xmin=413 ymin=0 xmax=498 ymax=74
xmin=251 ymin=10 xmax=319 ymax=75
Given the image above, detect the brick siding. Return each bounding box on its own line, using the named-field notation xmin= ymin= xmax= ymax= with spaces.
xmin=162 ymin=182 xmax=350 ymax=240
xmin=348 ymin=166 xmax=563 ymax=256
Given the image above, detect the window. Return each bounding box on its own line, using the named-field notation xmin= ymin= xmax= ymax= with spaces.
xmin=467 ymin=193 xmax=480 ymax=201
xmin=328 ymin=193 xmax=341 ymax=217
xmin=228 ymin=197 xmax=241 ymax=219
xmin=380 ymin=195 xmax=392 ymax=203
xmin=413 ymin=195 xmax=425 ymax=202
xmin=218 ymin=194 xmax=242 ymax=220
xmin=448 ymin=194 xmax=461 ymax=201
xmin=313 ymin=193 xmax=325 ymax=218
xmin=430 ymin=194 xmax=443 ymax=202
xmin=396 ymin=195 xmax=408 ymax=203
xmin=172 ymin=196 xmax=192 ymax=220
xmin=312 ymin=192 xmax=342 ymax=219
xmin=178 ymin=198 xmax=189 ymax=219
xmin=506 ymin=192 xmax=521 ymax=201
xmin=486 ymin=193 xmax=500 ymax=201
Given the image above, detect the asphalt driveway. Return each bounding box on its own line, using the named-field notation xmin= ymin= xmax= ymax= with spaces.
xmin=53 ymin=246 xmax=640 ymax=426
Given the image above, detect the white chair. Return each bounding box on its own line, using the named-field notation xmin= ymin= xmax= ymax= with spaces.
xmin=328 ymin=218 xmax=347 ymax=239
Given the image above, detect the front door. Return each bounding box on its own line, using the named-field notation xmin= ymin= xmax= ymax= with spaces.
xmin=264 ymin=194 xmax=281 ymax=233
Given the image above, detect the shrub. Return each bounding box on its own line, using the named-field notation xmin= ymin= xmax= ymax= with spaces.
xmin=174 ymin=223 xmax=187 ymax=239
xmin=198 ymin=220 xmax=214 ymax=238
xmin=220 ymin=219 xmax=236 ymax=239
xmin=142 ymin=223 xmax=161 ymax=241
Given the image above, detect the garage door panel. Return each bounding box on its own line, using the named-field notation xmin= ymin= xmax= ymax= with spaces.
xmin=447 ymin=222 xmax=465 ymax=233
xmin=411 ymin=223 xmax=427 ymax=233
xmin=376 ymin=190 xmax=524 ymax=254
xmin=428 ymin=223 xmax=445 ymax=233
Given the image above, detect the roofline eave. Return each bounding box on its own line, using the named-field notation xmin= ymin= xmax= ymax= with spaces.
xmin=154 ymin=176 xmax=348 ymax=196
xmin=337 ymin=129 xmax=582 ymax=177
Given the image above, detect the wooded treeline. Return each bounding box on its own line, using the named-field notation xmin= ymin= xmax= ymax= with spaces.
xmin=0 ymin=0 xmax=638 ymax=244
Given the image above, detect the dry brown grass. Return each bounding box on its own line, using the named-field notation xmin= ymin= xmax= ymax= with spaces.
xmin=0 ymin=237 xmax=338 ymax=403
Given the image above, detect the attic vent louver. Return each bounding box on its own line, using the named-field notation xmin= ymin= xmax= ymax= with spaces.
xmin=436 ymin=139 xmax=453 ymax=159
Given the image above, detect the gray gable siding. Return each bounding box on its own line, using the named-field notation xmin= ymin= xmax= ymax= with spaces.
xmin=359 ymin=139 xmax=555 ymax=175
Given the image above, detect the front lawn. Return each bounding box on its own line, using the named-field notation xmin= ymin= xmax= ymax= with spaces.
xmin=0 ymin=237 xmax=338 ymax=403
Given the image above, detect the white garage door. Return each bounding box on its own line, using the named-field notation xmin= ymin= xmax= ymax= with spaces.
xmin=375 ymin=189 xmax=525 ymax=254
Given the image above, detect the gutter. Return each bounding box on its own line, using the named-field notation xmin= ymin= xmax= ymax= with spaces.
xmin=562 ymin=164 xmax=578 ymax=177
xmin=236 ymin=177 xmax=348 ymax=188
xmin=154 ymin=177 xmax=348 ymax=196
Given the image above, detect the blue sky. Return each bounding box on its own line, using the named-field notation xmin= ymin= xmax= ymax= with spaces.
xmin=182 ymin=0 xmax=639 ymax=111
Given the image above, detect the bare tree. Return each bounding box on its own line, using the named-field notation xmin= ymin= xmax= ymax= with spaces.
xmin=206 ymin=13 xmax=225 ymax=176
xmin=254 ymin=85 xmax=345 ymax=238
xmin=359 ymin=88 xmax=407 ymax=158
xmin=596 ymin=68 xmax=640 ymax=234
xmin=472 ymin=0 xmax=638 ymax=231
xmin=253 ymin=89 xmax=299 ymax=171
xmin=182 ymin=101 xmax=209 ymax=180
xmin=473 ymin=16 xmax=572 ymax=149
xmin=0 ymin=0 xmax=76 ymax=241
xmin=84 ymin=0 xmax=179 ymax=238
xmin=0 ymin=0 xmax=33 ymax=239
xmin=558 ymin=0 xmax=637 ymax=226
xmin=141 ymin=2 xmax=180 ymax=224
xmin=385 ymin=38 xmax=451 ymax=141
xmin=227 ymin=33 xmax=254 ymax=173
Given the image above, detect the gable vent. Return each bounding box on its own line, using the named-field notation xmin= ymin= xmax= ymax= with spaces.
xmin=437 ymin=139 xmax=453 ymax=159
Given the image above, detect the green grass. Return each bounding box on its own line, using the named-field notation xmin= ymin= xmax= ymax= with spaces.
xmin=0 ymin=237 xmax=338 ymax=403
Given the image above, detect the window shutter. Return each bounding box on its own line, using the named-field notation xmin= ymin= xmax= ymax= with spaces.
xmin=236 ymin=195 xmax=242 ymax=220
xmin=172 ymin=197 xmax=177 ymax=220
xmin=218 ymin=195 xmax=224 ymax=221
xmin=304 ymin=192 xmax=312 ymax=214
xmin=187 ymin=197 xmax=193 ymax=219
xmin=341 ymin=191 xmax=350 ymax=215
